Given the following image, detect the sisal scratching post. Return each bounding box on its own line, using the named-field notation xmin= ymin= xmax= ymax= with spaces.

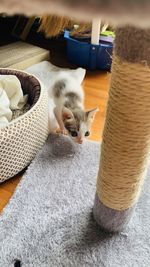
xmin=93 ymin=26 xmax=150 ymax=232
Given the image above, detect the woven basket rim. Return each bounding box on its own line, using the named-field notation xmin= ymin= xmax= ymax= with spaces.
xmin=0 ymin=68 xmax=46 ymax=131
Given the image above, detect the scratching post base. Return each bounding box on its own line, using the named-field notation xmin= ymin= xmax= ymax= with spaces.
xmin=93 ymin=193 xmax=134 ymax=232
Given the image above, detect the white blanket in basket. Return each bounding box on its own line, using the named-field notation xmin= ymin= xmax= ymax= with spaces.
xmin=0 ymin=75 xmax=28 ymax=128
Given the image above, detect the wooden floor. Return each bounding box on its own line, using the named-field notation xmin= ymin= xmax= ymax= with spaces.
xmin=0 ymin=70 xmax=110 ymax=212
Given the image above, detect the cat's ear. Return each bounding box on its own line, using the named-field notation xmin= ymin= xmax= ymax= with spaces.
xmin=72 ymin=68 xmax=86 ymax=84
xmin=86 ymin=107 xmax=99 ymax=120
xmin=62 ymin=107 xmax=74 ymax=121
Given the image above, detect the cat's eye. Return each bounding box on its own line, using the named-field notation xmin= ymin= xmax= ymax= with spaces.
xmin=85 ymin=131 xmax=90 ymax=137
xmin=70 ymin=131 xmax=78 ymax=137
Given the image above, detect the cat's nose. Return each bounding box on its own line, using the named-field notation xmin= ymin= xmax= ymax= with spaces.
xmin=78 ymin=139 xmax=83 ymax=144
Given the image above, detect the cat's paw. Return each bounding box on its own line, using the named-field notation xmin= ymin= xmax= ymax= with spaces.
xmin=61 ymin=129 xmax=68 ymax=135
xmin=56 ymin=128 xmax=68 ymax=135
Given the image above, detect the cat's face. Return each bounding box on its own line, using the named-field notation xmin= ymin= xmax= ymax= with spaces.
xmin=62 ymin=107 xmax=98 ymax=144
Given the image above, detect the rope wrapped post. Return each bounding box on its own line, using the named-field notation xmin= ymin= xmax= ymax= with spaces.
xmin=93 ymin=26 xmax=150 ymax=232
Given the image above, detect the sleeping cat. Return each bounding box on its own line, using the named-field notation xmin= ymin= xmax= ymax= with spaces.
xmin=48 ymin=67 xmax=98 ymax=144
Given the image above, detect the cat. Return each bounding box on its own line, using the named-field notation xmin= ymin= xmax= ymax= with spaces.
xmin=48 ymin=67 xmax=98 ymax=144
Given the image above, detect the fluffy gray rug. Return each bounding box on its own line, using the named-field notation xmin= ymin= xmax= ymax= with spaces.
xmin=0 ymin=134 xmax=150 ymax=267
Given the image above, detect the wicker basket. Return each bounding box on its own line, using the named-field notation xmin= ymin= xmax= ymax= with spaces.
xmin=0 ymin=69 xmax=49 ymax=183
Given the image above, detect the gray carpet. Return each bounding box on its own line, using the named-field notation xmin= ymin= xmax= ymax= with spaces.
xmin=0 ymin=134 xmax=150 ymax=267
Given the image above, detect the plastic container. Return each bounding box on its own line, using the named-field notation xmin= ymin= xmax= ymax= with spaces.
xmin=64 ymin=30 xmax=113 ymax=71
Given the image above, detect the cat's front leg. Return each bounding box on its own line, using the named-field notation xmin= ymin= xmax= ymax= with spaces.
xmin=54 ymin=106 xmax=68 ymax=135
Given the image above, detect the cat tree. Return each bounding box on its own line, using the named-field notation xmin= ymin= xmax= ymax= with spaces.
xmin=1 ymin=0 xmax=150 ymax=232
xmin=93 ymin=26 xmax=150 ymax=231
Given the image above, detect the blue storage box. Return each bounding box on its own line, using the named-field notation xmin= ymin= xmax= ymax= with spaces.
xmin=64 ymin=30 xmax=113 ymax=71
